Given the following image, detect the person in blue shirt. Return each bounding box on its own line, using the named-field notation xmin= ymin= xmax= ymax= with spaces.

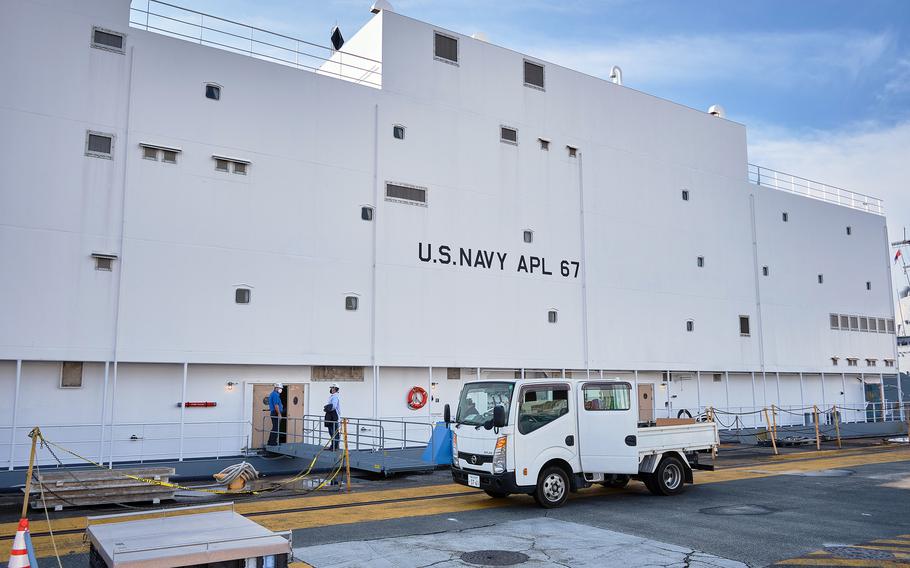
xmin=267 ymin=383 xmax=284 ymax=447
xmin=324 ymin=383 xmax=341 ymax=451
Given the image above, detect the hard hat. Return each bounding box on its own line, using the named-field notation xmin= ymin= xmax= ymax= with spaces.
xmin=330 ymin=383 xmax=339 ymax=390
xmin=274 ymin=383 xmax=283 ymax=388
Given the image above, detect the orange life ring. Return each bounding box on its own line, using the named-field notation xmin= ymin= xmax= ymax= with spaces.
xmin=407 ymin=386 xmax=428 ymax=410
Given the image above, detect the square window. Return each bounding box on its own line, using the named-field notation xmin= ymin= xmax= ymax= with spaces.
xmin=142 ymin=146 xmax=158 ymax=160
xmin=686 ymin=320 xmax=694 ymax=332
xmin=345 ymin=296 xmax=359 ymax=311
xmin=447 ymin=367 xmax=461 ymax=380
xmin=887 ymin=319 xmax=895 ymax=333
xmin=831 ymin=357 xmax=839 ymax=366
xmin=523 ymin=230 xmax=533 ymax=243
xmin=697 ymin=256 xmax=704 ymax=268
xmin=860 ymin=317 xmax=868 ymax=331
xmin=818 ymin=274 xmax=824 ymax=284
xmin=869 ymin=318 xmax=878 ymax=332
xmin=583 ymin=383 xmax=631 ymax=411
xmin=713 ymin=374 xmax=722 ymax=383
xmin=878 ymin=318 xmax=887 ymax=333
xmin=548 ymin=310 xmax=558 ymax=323
xmin=739 ymin=315 xmax=750 ymax=336
xmin=567 ymin=146 xmax=577 ymax=158
xmin=393 ymin=125 xmax=405 ymax=140
xmin=61 ymin=362 xmax=84 ymax=388
xmin=232 ymin=162 xmax=247 ymax=175
xmin=539 ymin=138 xmax=550 ymax=151
xmin=235 ymin=288 xmax=251 ymax=304
xmin=162 ymin=150 xmax=177 ymax=164
xmin=215 ymin=159 xmax=230 ymax=172
xmin=782 ymin=212 xmax=789 ymax=222
xmin=849 ymin=316 xmax=858 ymax=330
xmin=361 ymin=206 xmax=374 ymax=221
xmin=86 ymin=131 xmax=113 ymax=158
xmin=829 ymin=314 xmax=839 ymax=329
xmin=847 ymin=358 xmax=858 ymax=367
xmin=434 ymin=32 xmax=458 ymax=64
xmin=846 ymin=226 xmax=852 ymax=235
xmin=840 ymin=315 xmax=849 ymax=328
xmin=762 ymin=266 xmax=769 ymax=276
xmin=500 ymin=126 xmax=518 ymax=144
xmin=205 ymin=84 xmax=221 ymax=100
xmin=681 ymin=189 xmax=689 ymax=201
xmin=524 ymin=60 xmax=545 ymax=89
xmin=92 ymin=27 xmax=124 ymax=53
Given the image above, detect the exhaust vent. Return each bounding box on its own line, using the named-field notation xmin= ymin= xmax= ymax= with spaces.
xmin=609 ymin=66 xmax=622 ymax=85
xmin=708 ymin=104 xmax=725 ymax=118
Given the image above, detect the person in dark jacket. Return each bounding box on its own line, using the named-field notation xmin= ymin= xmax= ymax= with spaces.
xmin=267 ymin=383 xmax=284 ymax=446
xmin=324 ymin=383 xmax=341 ymax=450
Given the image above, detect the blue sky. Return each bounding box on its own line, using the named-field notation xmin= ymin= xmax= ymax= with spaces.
xmin=138 ymin=0 xmax=910 ymax=270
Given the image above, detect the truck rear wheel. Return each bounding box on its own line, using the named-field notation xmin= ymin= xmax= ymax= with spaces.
xmin=647 ymin=456 xmax=686 ymax=496
xmin=535 ymin=466 xmax=569 ymax=508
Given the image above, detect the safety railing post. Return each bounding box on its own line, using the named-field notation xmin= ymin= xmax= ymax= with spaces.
xmin=813 ymin=405 xmax=821 ymax=450
xmin=832 ymin=405 xmax=842 ymax=448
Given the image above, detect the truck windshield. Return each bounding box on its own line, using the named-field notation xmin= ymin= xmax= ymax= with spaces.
xmin=456 ymin=382 xmax=514 ymax=426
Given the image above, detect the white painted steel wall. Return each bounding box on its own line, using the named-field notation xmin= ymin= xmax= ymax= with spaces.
xmin=0 ymin=2 xmax=898 ymax=466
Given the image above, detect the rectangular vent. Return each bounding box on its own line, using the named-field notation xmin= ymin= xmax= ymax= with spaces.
xmin=386 ymin=183 xmax=427 ymax=205
xmin=92 ymin=27 xmax=124 ymax=52
xmin=434 ymin=32 xmax=458 ymax=64
xmin=500 ymin=126 xmax=518 ymax=144
xmin=524 ymin=60 xmax=544 ymax=89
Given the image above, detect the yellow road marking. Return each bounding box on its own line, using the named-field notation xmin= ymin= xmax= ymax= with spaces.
xmin=776 ymin=559 xmax=910 ymax=567
xmin=4 ymin=445 xmax=909 ymax=561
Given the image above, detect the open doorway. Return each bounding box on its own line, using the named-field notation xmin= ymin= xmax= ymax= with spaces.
xmin=251 ymin=383 xmax=305 ymax=449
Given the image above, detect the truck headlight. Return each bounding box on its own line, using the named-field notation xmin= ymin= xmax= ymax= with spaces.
xmin=451 ymin=432 xmax=458 ymax=465
xmin=492 ymin=436 xmax=507 ymax=474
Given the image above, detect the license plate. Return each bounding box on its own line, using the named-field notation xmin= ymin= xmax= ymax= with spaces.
xmin=467 ymin=474 xmax=480 ymax=488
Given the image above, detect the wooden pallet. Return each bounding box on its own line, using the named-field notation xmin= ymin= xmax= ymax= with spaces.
xmin=26 ymin=467 xmax=176 ymax=510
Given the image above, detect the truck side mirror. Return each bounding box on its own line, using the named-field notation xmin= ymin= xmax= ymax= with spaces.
xmin=493 ymin=405 xmax=506 ymax=428
xmin=444 ymin=403 xmax=451 ymax=425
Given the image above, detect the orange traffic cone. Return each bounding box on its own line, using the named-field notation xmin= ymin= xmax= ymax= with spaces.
xmin=8 ymin=518 xmax=31 ymax=568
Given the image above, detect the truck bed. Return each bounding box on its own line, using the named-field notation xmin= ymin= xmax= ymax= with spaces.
xmin=637 ymin=422 xmax=718 ymax=455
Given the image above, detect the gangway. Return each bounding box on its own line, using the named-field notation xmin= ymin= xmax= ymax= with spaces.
xmin=264 ymin=415 xmax=447 ymax=476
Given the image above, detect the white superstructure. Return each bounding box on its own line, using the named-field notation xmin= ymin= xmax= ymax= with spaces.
xmin=0 ymin=0 xmax=900 ymax=468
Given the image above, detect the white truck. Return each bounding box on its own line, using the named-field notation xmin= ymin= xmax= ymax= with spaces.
xmin=448 ymin=378 xmax=719 ymax=508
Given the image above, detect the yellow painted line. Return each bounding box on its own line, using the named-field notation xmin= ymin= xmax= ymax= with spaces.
xmin=289 ymin=562 xmax=314 ymax=568
xmin=776 ymin=558 xmax=910 ymax=567
xmin=7 ymin=445 xmax=910 ymax=561
xmin=695 ymin=446 xmax=910 ymax=484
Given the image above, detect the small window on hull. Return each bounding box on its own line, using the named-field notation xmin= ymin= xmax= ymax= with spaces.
xmin=235 ymin=288 xmax=251 ymax=304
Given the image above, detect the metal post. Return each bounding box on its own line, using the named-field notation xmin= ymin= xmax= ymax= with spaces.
xmin=898 ymin=370 xmax=905 ymax=422
xmin=666 ymin=370 xmax=671 ymax=419
xmin=880 ymin=373 xmax=886 ymax=421
xmin=696 ymin=371 xmax=702 ymax=414
xmin=841 ymin=372 xmax=848 ymax=414
xmin=750 ymin=370 xmax=756 ymax=415
xmin=762 ymin=371 xmax=768 ymax=408
xmin=820 ymin=372 xmax=827 ymax=413
xmin=775 ymin=371 xmax=781 ymax=413
xmin=476 ymin=367 xmax=480 ymax=381
xmin=109 ymin=361 xmax=118 ymax=468
xmin=7 ymin=360 xmax=21 ymax=470
xmin=860 ymin=372 xmax=866 ymax=422
xmin=99 ymin=361 xmax=109 ymax=464
xmin=798 ymin=372 xmax=805 ymax=412
xmin=179 ymin=363 xmax=188 ymax=461
xmin=521 ymin=368 xmax=525 ymax=380
xmin=427 ymin=366 xmax=433 ymax=421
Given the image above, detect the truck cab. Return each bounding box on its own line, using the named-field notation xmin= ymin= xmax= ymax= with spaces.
xmin=449 ymin=378 xmax=718 ymax=508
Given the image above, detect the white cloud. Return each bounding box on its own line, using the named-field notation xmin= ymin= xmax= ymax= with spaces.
xmin=518 ymin=30 xmax=893 ymax=88
xmin=748 ymin=120 xmax=910 ymax=294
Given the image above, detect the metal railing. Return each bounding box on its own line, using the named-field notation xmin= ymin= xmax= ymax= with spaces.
xmin=128 ymin=0 xmax=381 ymax=88
xmin=2 ymin=420 xmax=249 ymax=470
xmin=264 ymin=415 xmax=435 ymax=452
xmin=646 ymin=402 xmax=906 ymax=431
xmin=748 ymin=164 xmax=884 ymax=215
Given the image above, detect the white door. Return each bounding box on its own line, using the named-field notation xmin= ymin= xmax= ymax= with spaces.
xmin=576 ymin=382 xmax=639 ymax=474
xmin=513 ymin=383 xmax=579 ymax=486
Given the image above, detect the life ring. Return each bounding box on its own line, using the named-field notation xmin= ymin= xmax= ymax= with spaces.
xmin=407 ymin=386 xmax=428 ymax=410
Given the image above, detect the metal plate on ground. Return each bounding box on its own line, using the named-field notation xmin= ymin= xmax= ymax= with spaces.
xmin=461 ymin=550 xmax=530 ymax=566
xmin=700 ymin=504 xmax=776 ymax=516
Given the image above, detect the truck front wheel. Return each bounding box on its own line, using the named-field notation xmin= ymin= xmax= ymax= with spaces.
xmin=535 ymin=466 xmax=570 ymax=508
xmin=646 ymin=456 xmax=686 ymax=496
